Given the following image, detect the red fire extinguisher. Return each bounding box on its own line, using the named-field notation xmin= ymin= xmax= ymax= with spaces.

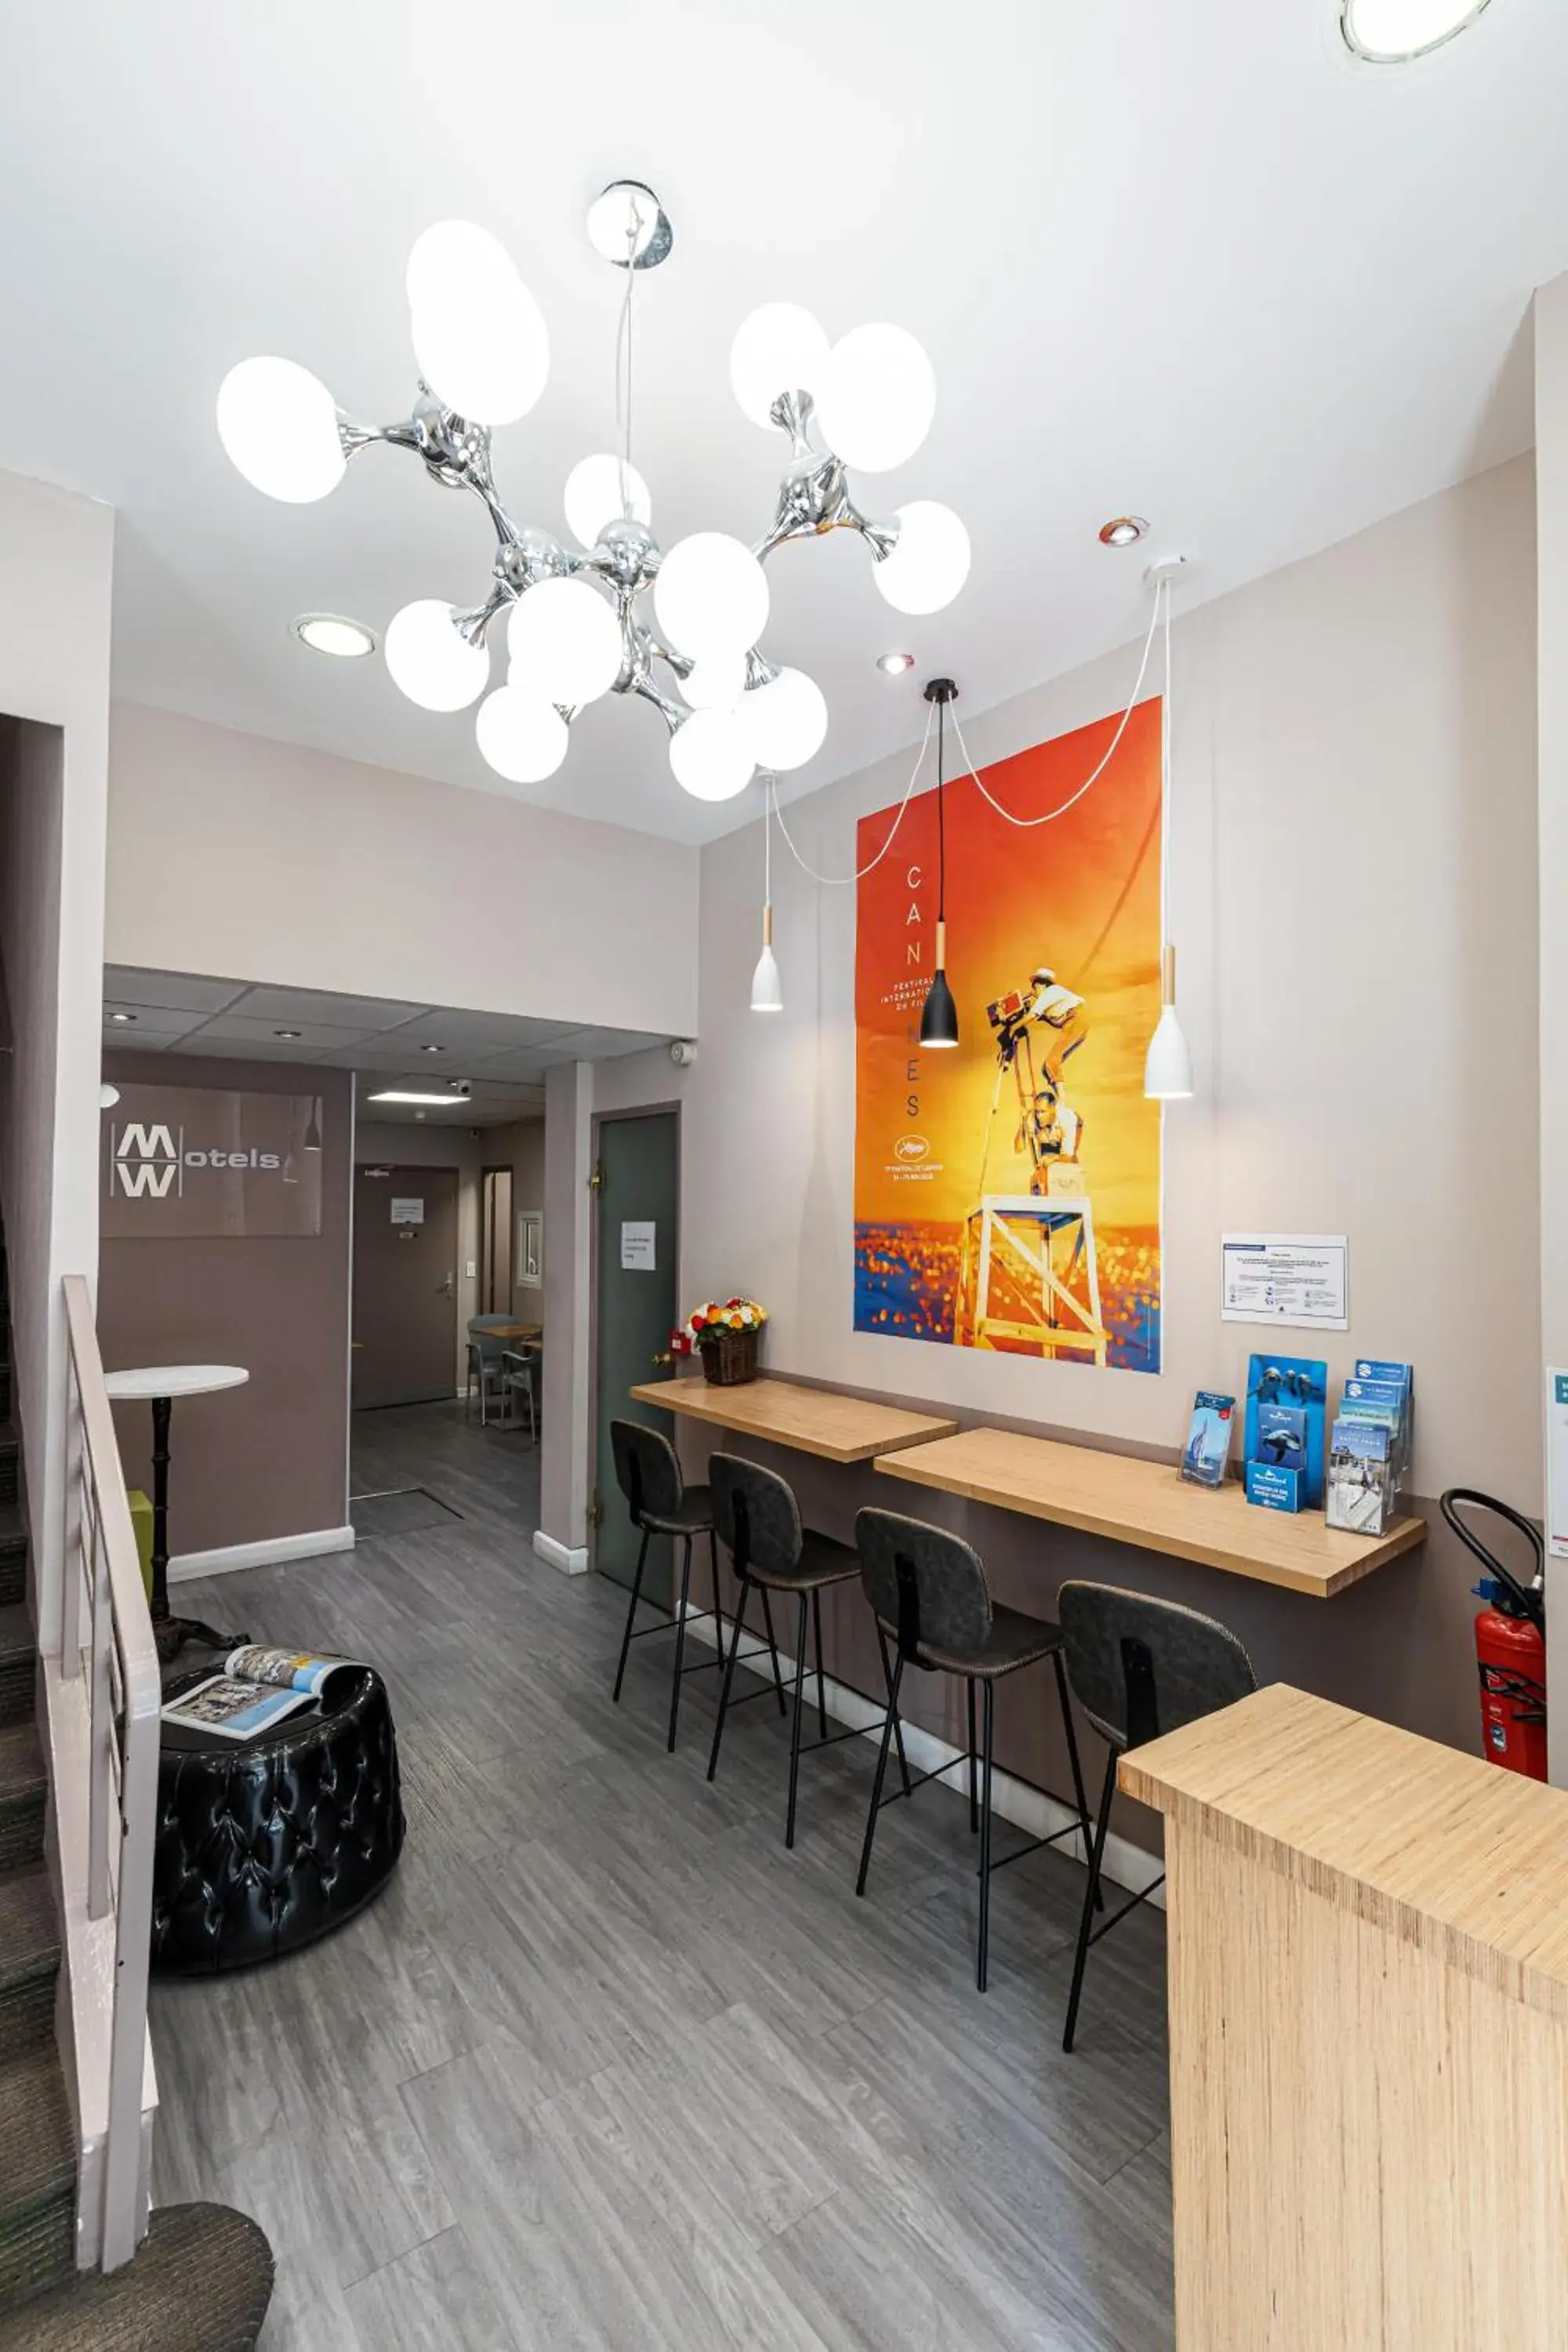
xmin=1442 ymin=1489 xmax=1547 ymax=1781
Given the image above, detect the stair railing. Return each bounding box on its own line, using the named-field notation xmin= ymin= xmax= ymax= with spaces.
xmin=60 ymin=1273 xmax=160 ymax=2273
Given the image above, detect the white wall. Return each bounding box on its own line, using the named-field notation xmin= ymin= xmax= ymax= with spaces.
xmin=0 ymin=470 xmax=114 ymax=1650
xmin=1537 ymin=276 xmax=1568 ymax=1775
xmin=683 ymin=456 xmax=1541 ymax=1512
xmin=107 ymin=703 xmax=700 ymax=1038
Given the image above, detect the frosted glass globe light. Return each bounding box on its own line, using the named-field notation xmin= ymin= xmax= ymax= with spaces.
xmin=729 ymin=303 xmax=831 ymax=428
xmin=383 ymin=599 xmax=490 ymax=712
xmin=506 ymin=578 xmax=622 ymax=706
xmin=1341 ymin=0 xmax=1493 ymax=60
xmin=681 ymin=652 xmax=747 ymax=711
xmin=216 ymin=357 xmax=346 ymax=503
xmin=742 ymin=667 xmax=828 ymax=771
xmin=476 ymin=684 xmax=569 ymax=785
xmin=873 ymin=501 xmax=972 ymax=616
xmin=669 ymin=708 xmax=755 ymax=801
xmin=655 ymin=533 xmax=769 ymax=659
xmin=405 ymin=220 xmax=550 ymax=426
xmin=562 ymin=452 xmax=652 ymax=550
xmin=814 ymin=324 xmax=936 ymax=472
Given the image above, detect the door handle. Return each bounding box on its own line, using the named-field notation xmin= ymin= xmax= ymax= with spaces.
xmin=651 ymin=1351 xmax=673 ymax=1370
xmin=439 ymin=1273 xmax=455 ymax=1294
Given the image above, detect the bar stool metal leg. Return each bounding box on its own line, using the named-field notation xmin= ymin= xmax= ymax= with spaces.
xmin=875 ymin=1627 xmax=913 ymax=1797
xmin=967 ymin=1678 xmax=978 ymax=1832
xmin=1052 ymin=1646 xmax=1103 ymax=1910
xmin=612 ymin=1526 xmax=651 ymax=1704
xmin=1062 ymin=1747 xmax=1120 ymax=2052
xmin=811 ymin=1586 xmax=828 ymax=1739
xmin=666 ymin=1534 xmax=695 ymax=1754
xmin=757 ymin=1588 xmax=789 ymax=1717
xmin=855 ymin=1651 xmax=906 ymax=1896
xmin=706 ymin=1571 xmax=751 ymax=1782
xmin=706 ymin=1527 xmax=725 ymax=1661
xmin=786 ymin=1592 xmax=810 ymax=1849
xmin=978 ymin=1681 xmax=996 ymax=1991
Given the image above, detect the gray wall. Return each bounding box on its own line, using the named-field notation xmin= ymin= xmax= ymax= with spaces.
xmin=578 ymin=456 xmax=1541 ymax=1847
xmin=100 ymin=1054 xmax=354 ymax=1557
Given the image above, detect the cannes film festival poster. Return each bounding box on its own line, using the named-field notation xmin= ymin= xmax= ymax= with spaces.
xmin=853 ymin=696 xmax=1163 ymax=1373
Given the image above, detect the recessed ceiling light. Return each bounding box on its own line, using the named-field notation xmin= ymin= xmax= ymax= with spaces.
xmin=1098 ymin=516 xmax=1149 ymax=549
xmin=1341 ymin=0 xmax=1494 ymax=59
xmin=291 ymin=612 xmax=377 ymax=659
xmin=366 ymin=1089 xmax=462 ymax=1106
xmin=421 ymin=1044 xmax=444 ymax=1054
xmin=877 ymin=652 xmax=916 ymax=676
xmin=108 ymin=1011 xmax=137 ymax=1024
xmin=274 ymin=1028 xmax=302 ymax=1040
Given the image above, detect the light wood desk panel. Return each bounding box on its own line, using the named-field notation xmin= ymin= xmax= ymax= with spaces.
xmin=874 ymin=1423 xmax=1423 ymax=1598
xmin=1127 ymin=1685 xmax=1568 ymax=2349
xmin=627 ymin=1375 xmax=958 ymax=1464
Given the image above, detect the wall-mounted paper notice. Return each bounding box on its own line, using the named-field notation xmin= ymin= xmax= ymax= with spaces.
xmin=1221 ymin=1235 xmax=1348 ymax=1330
xmin=621 ymin=1221 xmax=656 ymax=1272
xmin=1547 ymin=1369 xmax=1568 ymax=1560
xmin=390 ymin=1197 xmax=424 ymax=1225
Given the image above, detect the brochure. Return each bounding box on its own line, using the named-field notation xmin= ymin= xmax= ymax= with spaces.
xmin=1243 ymin=1355 xmax=1327 ymax=1506
xmin=1327 ymin=1417 xmax=1397 ymax=1537
xmin=1349 ymin=1359 xmax=1414 ymax=1476
xmin=1255 ymin=1403 xmax=1308 ymax=1477
xmin=1181 ymin=1392 xmax=1236 ymax=1488
xmin=1245 ymin=1461 xmax=1302 ymax=1514
xmin=160 ymin=1646 xmax=365 ymax=1744
xmin=160 ymin=1675 xmax=314 ymax=1743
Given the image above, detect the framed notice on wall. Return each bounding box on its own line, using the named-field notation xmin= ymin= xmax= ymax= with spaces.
xmin=102 ymin=1086 xmax=324 ymax=1238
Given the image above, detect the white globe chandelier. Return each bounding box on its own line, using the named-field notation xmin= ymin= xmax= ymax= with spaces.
xmin=216 ymin=180 xmax=972 ymax=804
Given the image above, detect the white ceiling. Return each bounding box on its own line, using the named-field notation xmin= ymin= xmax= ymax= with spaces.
xmin=4 ymin=2 xmax=1565 ymax=846
xmin=102 ymin=966 xmax=670 ymax=1126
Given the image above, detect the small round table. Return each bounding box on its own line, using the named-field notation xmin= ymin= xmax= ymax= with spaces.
xmin=103 ymin=1363 xmax=250 ymax=1662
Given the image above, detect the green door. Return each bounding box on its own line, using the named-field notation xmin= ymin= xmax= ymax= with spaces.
xmin=593 ymin=1109 xmax=679 ymax=1597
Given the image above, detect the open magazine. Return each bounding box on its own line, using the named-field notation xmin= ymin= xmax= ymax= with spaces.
xmin=161 ymin=1646 xmax=364 ymax=1743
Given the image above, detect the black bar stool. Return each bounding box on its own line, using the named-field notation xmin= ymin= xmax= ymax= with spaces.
xmin=608 ymin=1419 xmax=750 ymax=1755
xmin=705 ymin=1454 xmax=895 ymax=1847
xmin=1057 ymin=1579 xmax=1255 ymax=2051
xmin=853 ymin=1506 xmax=1097 ymax=1993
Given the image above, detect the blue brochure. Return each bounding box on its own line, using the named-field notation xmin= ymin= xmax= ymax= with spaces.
xmin=1246 ymin=1460 xmax=1302 ymax=1513
xmin=1181 ymin=1391 xmax=1236 ymax=1488
xmin=1244 ymin=1355 xmax=1327 ymax=1506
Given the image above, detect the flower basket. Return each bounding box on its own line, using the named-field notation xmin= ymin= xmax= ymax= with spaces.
xmin=699 ymin=1325 xmax=760 ymax=1386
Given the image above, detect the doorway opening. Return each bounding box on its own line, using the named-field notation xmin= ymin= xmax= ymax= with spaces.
xmin=479 ymin=1164 xmax=514 ymax=1314
xmin=351 ymin=1163 xmax=461 ymax=1410
xmin=591 ymin=1106 xmax=680 ymax=1597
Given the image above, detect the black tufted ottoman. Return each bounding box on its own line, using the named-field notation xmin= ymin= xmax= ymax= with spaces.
xmin=152 ymin=1664 xmax=405 ymax=1974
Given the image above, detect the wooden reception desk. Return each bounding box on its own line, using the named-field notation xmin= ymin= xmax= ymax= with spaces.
xmin=1124 ymin=1685 xmax=1568 ymax=2350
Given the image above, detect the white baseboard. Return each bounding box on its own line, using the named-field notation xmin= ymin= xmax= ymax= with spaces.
xmin=167 ymin=1525 xmax=356 ymax=1583
xmin=534 ymin=1528 xmax=589 ymax=1577
xmin=682 ymin=1608 xmax=1165 ymax=1910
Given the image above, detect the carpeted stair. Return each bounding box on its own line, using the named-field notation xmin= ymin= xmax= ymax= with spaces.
xmin=0 ymin=1246 xmax=274 ymax=2347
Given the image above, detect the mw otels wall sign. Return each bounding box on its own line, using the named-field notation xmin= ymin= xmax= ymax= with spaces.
xmin=103 ymin=1085 xmax=324 ymax=1239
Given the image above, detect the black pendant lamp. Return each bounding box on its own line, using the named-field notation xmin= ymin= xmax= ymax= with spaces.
xmin=920 ymin=677 xmax=960 ymax=1050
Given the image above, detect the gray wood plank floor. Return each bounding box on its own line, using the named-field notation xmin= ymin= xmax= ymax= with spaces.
xmin=151 ymin=1401 xmax=1174 ymax=2351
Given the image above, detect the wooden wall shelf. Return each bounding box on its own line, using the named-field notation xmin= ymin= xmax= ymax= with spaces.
xmin=627 ymin=1374 xmax=959 ymax=1465
xmin=875 ymin=1424 xmax=1424 ymax=1599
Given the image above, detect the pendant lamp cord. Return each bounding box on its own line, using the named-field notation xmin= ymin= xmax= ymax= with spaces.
xmin=1160 ymin=575 xmax=1172 ymax=960
xmin=770 ymin=586 xmax=1162 ymax=895
xmin=936 ymin=699 xmax=947 ymax=925
xmin=763 ymin=771 xmax=773 ymax=902
xmin=770 ymin=698 xmax=935 ymax=886
xmin=614 ymin=203 xmax=638 ymax=517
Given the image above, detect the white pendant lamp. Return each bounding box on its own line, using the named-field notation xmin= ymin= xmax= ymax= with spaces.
xmin=1144 ymin=575 xmax=1194 ymax=1100
xmin=751 ymin=778 xmax=783 ymax=1011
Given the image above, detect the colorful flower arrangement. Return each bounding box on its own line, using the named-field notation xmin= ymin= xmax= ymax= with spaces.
xmin=673 ymin=1296 xmax=768 ymax=1355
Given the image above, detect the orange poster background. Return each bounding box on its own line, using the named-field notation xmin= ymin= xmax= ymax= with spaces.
xmin=853 ymin=697 xmax=1163 ymax=1370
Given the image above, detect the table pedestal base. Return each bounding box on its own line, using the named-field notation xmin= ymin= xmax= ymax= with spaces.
xmin=152 ymin=1609 xmax=248 ymax=1665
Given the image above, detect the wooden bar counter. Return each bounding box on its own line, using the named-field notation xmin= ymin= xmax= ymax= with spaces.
xmin=1124 ymin=1683 xmax=1568 ymax=2350
xmin=626 ymin=1373 xmax=957 ymax=1462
